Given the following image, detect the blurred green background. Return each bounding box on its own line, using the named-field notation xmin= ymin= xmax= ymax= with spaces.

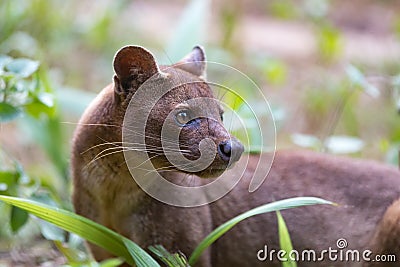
xmin=1 ymin=0 xmax=400 ymax=265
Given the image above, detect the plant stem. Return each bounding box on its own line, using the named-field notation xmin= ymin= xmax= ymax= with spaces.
xmin=320 ymin=86 xmax=355 ymax=151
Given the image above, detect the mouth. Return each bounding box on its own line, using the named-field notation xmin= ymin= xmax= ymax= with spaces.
xmin=155 ymin=160 xmax=229 ymax=178
xmin=190 ymin=159 xmax=239 ymax=178
xmin=192 ymin=168 xmax=226 ymax=178
xmin=149 ymin=142 xmax=243 ymax=178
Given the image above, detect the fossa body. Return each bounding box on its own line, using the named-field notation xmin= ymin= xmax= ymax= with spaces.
xmin=72 ymin=46 xmax=400 ymax=266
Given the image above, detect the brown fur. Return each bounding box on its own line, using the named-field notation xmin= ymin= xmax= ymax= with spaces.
xmin=72 ymin=46 xmax=400 ymax=266
xmin=365 ymin=198 xmax=400 ymax=267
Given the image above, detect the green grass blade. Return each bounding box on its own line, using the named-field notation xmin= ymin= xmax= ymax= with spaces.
xmin=98 ymin=258 xmax=125 ymax=267
xmin=189 ymin=197 xmax=334 ymax=265
xmin=123 ymin=239 xmax=161 ymax=267
xmin=0 ymin=195 xmax=160 ymax=267
xmin=149 ymin=245 xmax=189 ymax=267
xmin=277 ymin=211 xmax=297 ymax=267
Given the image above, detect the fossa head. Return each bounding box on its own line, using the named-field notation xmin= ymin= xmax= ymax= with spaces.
xmin=113 ymin=45 xmax=244 ymax=178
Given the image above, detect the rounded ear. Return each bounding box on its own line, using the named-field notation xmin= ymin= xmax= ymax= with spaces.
xmin=113 ymin=46 xmax=161 ymax=95
xmin=174 ymin=45 xmax=207 ymax=79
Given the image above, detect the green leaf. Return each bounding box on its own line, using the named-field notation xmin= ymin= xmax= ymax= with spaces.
xmin=67 ymin=232 xmax=84 ymax=249
xmin=0 ymin=102 xmax=21 ymax=122
xmin=0 ymin=55 xmax=12 ymax=71
xmin=345 ymin=65 xmax=379 ymax=98
xmin=269 ymin=0 xmax=297 ymax=19
xmin=54 ymin=240 xmax=87 ymax=263
xmin=394 ymin=18 xmax=400 ymax=39
xmin=263 ymin=59 xmax=287 ymax=85
xmin=0 ymin=195 xmax=160 ymax=267
xmin=149 ymin=245 xmax=189 ymax=267
xmin=5 ymin=58 xmax=40 ymax=78
xmin=10 ymin=206 xmax=29 ymax=232
xmin=98 ymin=258 xmax=125 ymax=267
xmin=165 ymin=0 xmax=210 ymax=62
xmin=38 ymin=219 xmax=66 ymax=242
xmin=189 ymin=197 xmax=334 ymax=265
xmin=316 ymin=23 xmax=342 ymax=62
xmin=291 ymin=133 xmax=321 ymax=150
xmin=24 ymin=90 xmax=56 ymax=118
xmin=0 ymin=170 xmax=18 ymax=193
xmin=345 ymin=65 xmax=363 ymax=83
xmin=122 ymin=239 xmax=161 ymax=267
xmin=324 ymin=135 xmax=364 ymax=154
xmin=0 ymin=166 xmax=24 ymax=195
xmin=277 ymin=211 xmax=297 ymax=267
xmin=37 ymin=92 xmax=54 ymax=107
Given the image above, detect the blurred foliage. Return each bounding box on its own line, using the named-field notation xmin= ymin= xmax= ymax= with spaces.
xmin=219 ymin=4 xmax=241 ymax=52
xmin=394 ymin=18 xmax=400 ymax=40
xmin=295 ymin=64 xmax=396 ymax=155
xmin=315 ymin=23 xmax=343 ymax=62
xmin=262 ymin=59 xmax=287 ymax=86
xmin=165 ymin=0 xmax=209 ymax=62
xmin=268 ymin=0 xmax=298 ymax=20
xmin=0 ymin=54 xmax=80 ymax=266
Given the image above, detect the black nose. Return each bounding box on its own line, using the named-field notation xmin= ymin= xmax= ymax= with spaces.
xmin=218 ymin=140 xmax=244 ymax=163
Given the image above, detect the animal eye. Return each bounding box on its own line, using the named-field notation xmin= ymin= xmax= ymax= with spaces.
xmin=175 ymin=110 xmax=192 ymax=126
xmin=220 ymin=113 xmax=224 ymax=122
